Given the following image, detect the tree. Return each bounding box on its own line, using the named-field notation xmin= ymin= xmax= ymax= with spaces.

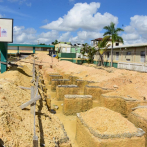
xmin=97 ymin=36 xmax=111 ymax=66
xmin=103 ymin=22 xmax=124 ymax=67
xmin=81 ymin=43 xmax=97 ymax=64
xmin=39 ymin=43 xmax=46 ymax=45
xmin=52 ymin=40 xmax=58 ymax=45
xmin=87 ymin=46 xmax=97 ymax=64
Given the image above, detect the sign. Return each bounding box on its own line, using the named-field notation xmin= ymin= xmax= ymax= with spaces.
xmin=0 ymin=18 xmax=13 ymax=43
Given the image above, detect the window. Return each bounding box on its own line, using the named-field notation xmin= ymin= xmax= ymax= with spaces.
xmin=140 ymin=51 xmax=145 ymax=62
xmin=116 ymin=43 xmax=119 ymax=46
xmin=126 ymin=51 xmax=131 ymax=55
xmin=116 ymin=52 xmax=119 ymax=60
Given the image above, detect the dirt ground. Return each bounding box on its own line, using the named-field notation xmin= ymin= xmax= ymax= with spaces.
xmin=1 ymin=53 xmax=147 ymax=147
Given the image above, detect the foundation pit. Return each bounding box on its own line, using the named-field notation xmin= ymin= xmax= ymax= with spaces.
xmin=56 ymin=85 xmax=81 ymax=101
xmin=75 ymin=80 xmax=95 ymax=95
xmin=100 ymin=93 xmax=147 ymax=117
xmin=76 ymin=107 xmax=145 ymax=147
xmin=84 ymin=85 xmax=112 ymax=103
xmin=69 ymin=76 xmax=79 ymax=85
xmin=63 ymin=95 xmax=93 ymax=115
xmin=48 ymin=75 xmax=63 ymax=84
xmin=51 ymin=79 xmax=70 ymax=91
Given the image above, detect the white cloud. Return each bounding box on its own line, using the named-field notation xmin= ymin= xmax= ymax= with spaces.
xmin=69 ymin=31 xmax=103 ymax=44
xmin=0 ymin=14 xmax=5 ymax=18
xmin=26 ymin=2 xmax=31 ymax=7
xmin=40 ymin=2 xmax=118 ymax=31
xmin=43 ymin=19 xmax=49 ymax=23
xmin=13 ymin=26 xmax=59 ymax=44
xmin=123 ymin=15 xmax=147 ymax=45
xmin=13 ymin=26 xmax=37 ymax=43
xmin=58 ymin=32 xmax=71 ymax=42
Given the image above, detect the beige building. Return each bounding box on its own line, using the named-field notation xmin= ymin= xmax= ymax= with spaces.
xmin=91 ymin=38 xmax=123 ymax=47
xmin=55 ymin=42 xmax=71 ymax=53
xmin=94 ymin=43 xmax=147 ymax=72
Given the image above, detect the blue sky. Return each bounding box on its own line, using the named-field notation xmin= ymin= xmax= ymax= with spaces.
xmin=0 ymin=0 xmax=147 ymax=45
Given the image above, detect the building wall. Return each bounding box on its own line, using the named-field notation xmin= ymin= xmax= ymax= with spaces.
xmin=94 ymin=46 xmax=147 ymax=64
xmin=55 ymin=43 xmax=71 ymax=53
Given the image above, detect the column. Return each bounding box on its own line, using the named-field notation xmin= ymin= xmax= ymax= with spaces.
xmin=33 ymin=47 xmax=35 ymax=54
xmin=0 ymin=42 xmax=8 ymax=73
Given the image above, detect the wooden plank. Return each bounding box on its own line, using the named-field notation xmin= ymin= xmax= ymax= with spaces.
xmin=20 ymin=95 xmax=41 ymax=110
xmin=31 ymin=86 xmax=35 ymax=114
xmin=19 ymin=86 xmax=31 ymax=90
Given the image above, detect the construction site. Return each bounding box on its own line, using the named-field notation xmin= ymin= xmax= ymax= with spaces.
xmin=0 ymin=52 xmax=147 ymax=147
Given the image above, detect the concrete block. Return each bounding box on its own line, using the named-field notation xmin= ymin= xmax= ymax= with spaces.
xmin=56 ymin=85 xmax=81 ymax=101
xmin=51 ymin=79 xmax=70 ymax=91
xmin=49 ymin=75 xmax=63 ymax=84
xmin=63 ymin=95 xmax=93 ymax=115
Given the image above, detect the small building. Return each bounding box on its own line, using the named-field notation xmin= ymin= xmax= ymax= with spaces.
xmin=8 ymin=44 xmax=54 ymax=55
xmin=55 ymin=42 xmax=72 ymax=53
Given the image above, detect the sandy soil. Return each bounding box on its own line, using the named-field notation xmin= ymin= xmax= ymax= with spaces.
xmin=132 ymin=108 xmax=147 ymax=120
xmin=0 ymin=63 xmax=70 ymax=147
xmin=80 ymin=107 xmax=138 ymax=135
xmin=2 ymin=52 xmax=146 ymax=147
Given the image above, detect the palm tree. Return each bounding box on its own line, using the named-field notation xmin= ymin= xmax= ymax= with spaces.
xmin=81 ymin=43 xmax=89 ymax=63
xmin=97 ymin=36 xmax=111 ymax=66
xmin=103 ymin=22 xmax=124 ymax=67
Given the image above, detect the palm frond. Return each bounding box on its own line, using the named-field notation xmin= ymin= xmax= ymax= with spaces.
xmin=115 ymin=28 xmax=124 ymax=33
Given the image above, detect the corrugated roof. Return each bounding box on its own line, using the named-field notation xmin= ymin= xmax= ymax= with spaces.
xmin=8 ymin=44 xmax=54 ymax=48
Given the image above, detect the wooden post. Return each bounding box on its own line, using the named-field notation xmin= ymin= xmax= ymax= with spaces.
xmin=31 ymin=86 xmax=35 ymax=114
xmin=145 ymin=47 xmax=146 ymax=63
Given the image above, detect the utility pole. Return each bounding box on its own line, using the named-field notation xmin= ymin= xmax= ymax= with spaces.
xmin=37 ymin=40 xmax=39 ymax=45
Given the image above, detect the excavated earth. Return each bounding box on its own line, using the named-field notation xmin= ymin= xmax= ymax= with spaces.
xmin=0 ymin=53 xmax=147 ymax=147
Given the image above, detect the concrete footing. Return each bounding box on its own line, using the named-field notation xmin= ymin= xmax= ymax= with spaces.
xmin=63 ymin=95 xmax=93 ymax=115
xmin=51 ymin=79 xmax=70 ymax=91
xmin=84 ymin=85 xmax=112 ymax=102
xmin=48 ymin=75 xmax=63 ymax=84
xmin=56 ymin=85 xmax=81 ymax=101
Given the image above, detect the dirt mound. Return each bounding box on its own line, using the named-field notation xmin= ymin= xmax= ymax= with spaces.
xmin=80 ymin=107 xmax=138 ymax=135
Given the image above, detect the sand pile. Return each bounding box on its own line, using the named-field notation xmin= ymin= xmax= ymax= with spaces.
xmin=0 ymin=63 xmax=71 ymax=147
xmin=80 ymin=107 xmax=138 ymax=135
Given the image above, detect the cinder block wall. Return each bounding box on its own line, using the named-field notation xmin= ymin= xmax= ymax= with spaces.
xmin=51 ymin=79 xmax=70 ymax=91
xmin=48 ymin=75 xmax=63 ymax=84
xmin=56 ymin=85 xmax=81 ymax=101
xmin=63 ymin=95 xmax=93 ymax=115
xmin=84 ymin=85 xmax=112 ymax=102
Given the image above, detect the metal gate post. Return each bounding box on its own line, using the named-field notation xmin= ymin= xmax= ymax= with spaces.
xmin=0 ymin=42 xmax=8 ymax=73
